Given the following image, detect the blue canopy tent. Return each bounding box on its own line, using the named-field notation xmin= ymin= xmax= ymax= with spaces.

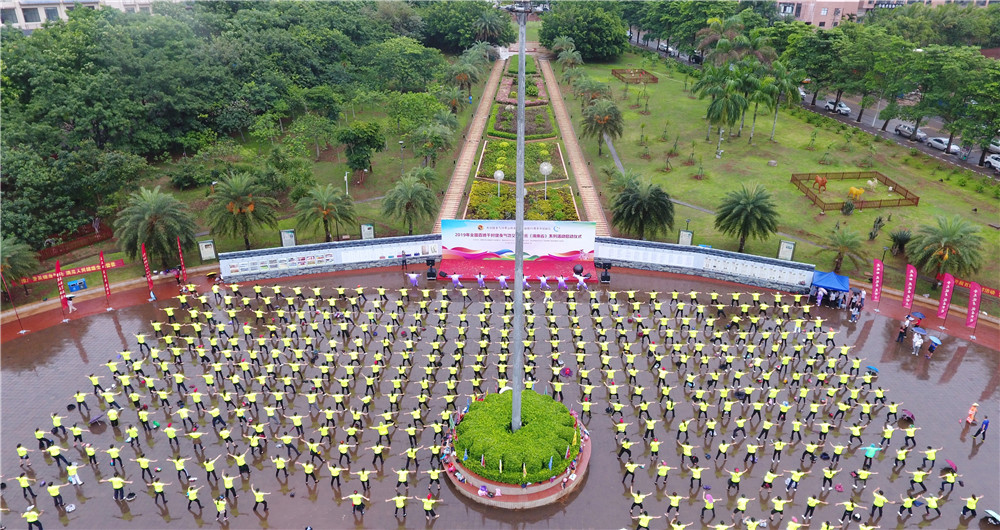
xmin=811 ymin=270 xmax=851 ymax=292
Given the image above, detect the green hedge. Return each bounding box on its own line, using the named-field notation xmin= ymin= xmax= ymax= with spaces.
xmin=507 ymin=55 xmax=537 ymax=75
xmin=466 ymin=181 xmax=578 ymax=221
xmin=455 ymin=390 xmax=580 ymax=484
xmin=486 ymin=104 xmax=558 ymax=141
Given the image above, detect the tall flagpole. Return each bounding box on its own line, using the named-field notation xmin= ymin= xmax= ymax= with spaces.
xmin=511 ymin=1 xmax=529 ymax=432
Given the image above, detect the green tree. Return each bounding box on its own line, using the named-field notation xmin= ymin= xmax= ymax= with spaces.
xmin=714 ymin=182 xmax=780 ymax=253
xmin=295 ymin=184 xmax=356 ymax=242
xmin=437 ymin=85 xmax=467 ymax=114
xmin=747 ymin=73 xmax=777 ymax=144
xmin=696 ymin=15 xmax=745 ymax=65
xmin=206 ymin=173 xmax=279 ymax=251
xmin=288 ymin=113 xmax=337 ymax=160
xmin=581 ymin=99 xmax=624 ymax=157
xmin=821 ymin=229 xmax=865 ymax=273
xmin=550 ymin=36 xmax=576 ymax=54
xmin=405 ymin=166 xmax=439 ymax=187
xmin=768 ymin=60 xmax=805 ymax=141
xmin=446 ymin=59 xmax=482 ymax=98
xmin=907 ymin=215 xmax=985 ymax=278
xmin=0 ymin=236 xmax=38 ymax=298
xmin=113 ymin=186 xmax=198 ymax=269
xmin=337 ymin=121 xmax=386 ymax=172
xmin=611 ymin=179 xmax=675 ymax=240
xmin=539 ymin=3 xmax=628 ymax=61
xmin=409 ymin=122 xmax=454 ymax=168
xmin=556 ymin=49 xmax=584 ymax=72
xmin=703 ymin=72 xmax=747 ymax=156
xmin=358 ymin=37 xmax=446 ymax=93
xmin=473 ymin=9 xmax=508 ymax=43
xmin=381 ymin=176 xmax=438 ymax=235
xmin=420 ymin=1 xmax=515 ymax=51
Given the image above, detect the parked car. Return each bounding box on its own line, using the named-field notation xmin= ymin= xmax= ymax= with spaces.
xmin=798 ymin=87 xmax=809 ymax=101
xmin=984 ymin=153 xmax=1000 ymax=169
xmin=894 ymin=124 xmax=928 ymax=143
xmin=824 ymin=100 xmax=851 ymax=115
xmin=927 ymin=137 xmax=961 ymax=154
xmin=988 ymin=137 xmax=1000 ymax=154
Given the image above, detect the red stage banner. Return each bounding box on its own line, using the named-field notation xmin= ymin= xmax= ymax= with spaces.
xmin=901 ymin=264 xmax=917 ymax=309
xmin=18 ymin=259 xmax=125 ymax=284
xmin=935 ymin=273 xmax=998 ymax=298
xmin=141 ymin=243 xmax=154 ymax=294
xmin=871 ymin=259 xmax=884 ymax=303
xmin=966 ymin=282 xmax=981 ymax=329
xmin=177 ymin=236 xmax=188 ymax=283
xmin=99 ymin=251 xmax=112 ymax=301
xmin=936 ymin=273 xmax=955 ymax=319
xmin=56 ymin=260 xmax=68 ymax=311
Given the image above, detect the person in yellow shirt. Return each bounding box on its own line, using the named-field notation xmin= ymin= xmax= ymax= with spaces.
xmin=343 ymin=490 xmax=369 ymax=516
xmin=21 ymin=507 xmax=44 ymax=530
xmin=422 ymin=493 xmax=440 ymax=521
xmin=250 ymin=484 xmax=270 ymax=511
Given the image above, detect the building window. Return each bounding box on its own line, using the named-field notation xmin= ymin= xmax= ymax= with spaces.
xmin=45 ymin=7 xmax=60 ymax=20
xmin=1 ymin=8 xmax=18 ymax=24
xmin=780 ymin=3 xmax=796 ymax=14
xmin=821 ymin=7 xmax=829 ymax=15
xmin=22 ymin=7 xmax=41 ymax=23
xmin=818 ymin=21 xmax=826 ymax=26
xmin=833 ymin=21 xmax=839 ymax=26
xmin=125 ymin=6 xmax=135 ymax=12
xmin=834 ymin=8 xmax=841 ymax=15
xmin=139 ymin=6 xmax=150 ymax=13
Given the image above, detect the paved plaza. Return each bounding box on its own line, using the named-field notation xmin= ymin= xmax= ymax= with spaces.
xmin=1 ymin=268 xmax=997 ymax=530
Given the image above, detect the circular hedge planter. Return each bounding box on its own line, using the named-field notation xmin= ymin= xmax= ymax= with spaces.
xmin=455 ymin=390 xmax=580 ymax=485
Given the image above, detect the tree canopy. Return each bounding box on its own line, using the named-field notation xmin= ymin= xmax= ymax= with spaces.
xmin=539 ymin=3 xmax=628 ymax=62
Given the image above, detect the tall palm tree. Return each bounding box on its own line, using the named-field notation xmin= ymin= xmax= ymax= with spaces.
xmin=447 ymin=60 xmax=482 ymax=98
xmin=692 ymin=65 xmax=729 ymax=140
xmin=381 ymin=176 xmax=438 ymax=235
xmin=473 ymin=10 xmax=507 ymax=44
xmin=769 ymin=61 xmax=805 ymax=141
xmin=113 ymin=186 xmax=198 ymax=269
xmin=821 ymin=229 xmax=865 ymax=273
xmin=732 ymin=60 xmax=762 ymax=137
xmin=747 ymin=74 xmax=777 ymax=144
xmin=696 ymin=16 xmax=744 ymax=64
xmin=705 ymin=78 xmax=747 ymax=156
xmin=432 ymin=108 xmax=459 ymax=131
xmin=409 ymin=122 xmax=454 ymax=168
xmin=908 ymin=215 xmax=985 ymax=277
xmin=465 ymin=41 xmax=499 ymax=65
xmin=556 ymin=49 xmax=583 ymax=72
xmin=581 ymin=98 xmax=624 ymax=157
xmin=0 ymin=236 xmax=38 ymax=298
xmin=714 ymin=182 xmax=780 ymax=253
xmin=206 ymin=173 xmax=279 ymax=250
xmin=572 ymin=77 xmax=610 ymax=109
xmin=437 ymin=85 xmax=466 ymax=115
xmin=551 ymin=35 xmax=575 ymax=54
xmin=295 ymin=184 xmax=356 ymax=242
xmin=405 ymin=166 xmax=439 ymax=187
xmin=611 ymin=179 xmax=675 ymax=240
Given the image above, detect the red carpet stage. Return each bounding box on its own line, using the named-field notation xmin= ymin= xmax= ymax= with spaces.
xmin=438 ymin=259 xmax=597 ymax=283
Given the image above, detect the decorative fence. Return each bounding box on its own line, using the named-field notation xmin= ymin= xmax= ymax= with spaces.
xmin=37 ymin=224 xmax=115 ymax=261
xmin=790 ymin=171 xmax=920 ymax=211
xmin=611 ymin=69 xmax=658 ymax=84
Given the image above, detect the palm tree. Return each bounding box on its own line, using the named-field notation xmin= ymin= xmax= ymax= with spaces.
xmin=705 ymin=78 xmax=747 ymax=156
xmin=908 ymin=215 xmax=985 ymax=277
xmin=611 ymin=179 xmax=675 ymax=240
xmin=409 ymin=122 xmax=454 ymax=167
xmin=692 ymin=65 xmax=729 ymax=140
xmin=747 ymin=74 xmax=777 ymax=144
xmin=381 ymin=176 xmax=437 ymax=235
xmin=0 ymin=236 xmax=38 ymax=298
xmin=714 ymin=182 xmax=780 ymax=253
xmin=601 ymin=167 xmax=641 ymax=195
xmin=295 ymin=184 xmax=356 ymax=242
xmin=556 ymin=49 xmax=583 ymax=72
xmin=581 ymin=99 xmax=624 ymax=157
xmin=432 ymin=108 xmax=459 ymax=131
xmin=560 ymin=66 xmax=585 ymax=86
xmin=206 ymin=173 xmax=279 ymax=250
xmin=465 ymin=41 xmax=499 ymax=65
xmin=696 ymin=16 xmax=744 ymax=64
xmin=447 ymin=60 xmax=482 ymax=98
xmin=769 ymin=61 xmax=805 ymax=141
xmin=821 ymin=229 xmax=865 ymax=273
xmin=405 ymin=166 xmax=438 ymax=187
xmin=551 ymin=35 xmax=575 ymax=54
xmin=437 ymin=85 xmax=466 ymax=114
xmin=113 ymin=186 xmax=198 ymax=269
xmin=473 ymin=10 xmax=507 ymax=44
xmin=573 ymin=77 xmax=610 ymax=109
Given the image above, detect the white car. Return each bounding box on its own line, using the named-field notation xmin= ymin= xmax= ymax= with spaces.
xmin=988 ymin=138 xmax=1000 ymax=154
xmin=824 ymin=100 xmax=851 ymax=115
xmin=894 ymin=124 xmax=928 ymax=143
xmin=984 ymin=153 xmax=1000 ymax=169
xmin=799 ymin=87 xmax=809 ymax=101
xmin=927 ymin=137 xmax=961 ymax=155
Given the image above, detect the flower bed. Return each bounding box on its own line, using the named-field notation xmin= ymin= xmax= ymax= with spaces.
xmin=488 ymin=104 xmax=557 ymax=140
xmin=496 ymin=76 xmax=549 ymax=107
xmin=465 ymin=181 xmax=578 ymax=221
xmin=476 ymin=140 xmax=566 ymax=183
xmin=454 ymin=390 xmax=581 ymax=484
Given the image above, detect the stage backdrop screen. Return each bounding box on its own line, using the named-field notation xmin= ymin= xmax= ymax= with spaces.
xmin=442 ymin=220 xmax=595 ymax=262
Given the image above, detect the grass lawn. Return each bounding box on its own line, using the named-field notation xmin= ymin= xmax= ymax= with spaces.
xmin=525 ymin=20 xmax=541 ymax=42
xmin=558 ymin=51 xmax=1000 ymax=315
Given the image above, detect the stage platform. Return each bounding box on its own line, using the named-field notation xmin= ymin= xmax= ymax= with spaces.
xmin=438 ymin=259 xmax=598 ymax=283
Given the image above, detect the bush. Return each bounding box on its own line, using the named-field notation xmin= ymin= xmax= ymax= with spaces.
xmin=466 ymin=181 xmax=578 ymax=221
xmin=169 ymin=162 xmax=213 ymax=190
xmin=455 ymin=390 xmax=580 ymax=484
xmin=889 ymin=228 xmax=911 ymax=255
xmin=841 ymin=199 xmax=855 ymax=216
xmin=486 ymin=104 xmax=559 ymax=140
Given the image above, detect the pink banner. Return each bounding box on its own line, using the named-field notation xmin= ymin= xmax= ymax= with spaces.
xmin=966 ymin=282 xmax=981 ymax=329
xmin=901 ymin=264 xmax=917 ymax=309
xmin=56 ymin=260 xmax=68 ymax=311
xmin=177 ymin=236 xmax=188 ymax=284
xmin=936 ymin=273 xmax=998 ymax=298
xmin=871 ymin=259 xmax=884 ymax=302
xmin=936 ymin=273 xmax=955 ymax=319
xmin=99 ymin=251 xmax=111 ymax=301
xmin=141 ymin=243 xmax=154 ymax=294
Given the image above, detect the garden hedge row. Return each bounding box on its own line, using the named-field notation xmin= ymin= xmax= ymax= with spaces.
xmin=486 ymin=104 xmax=559 ymax=140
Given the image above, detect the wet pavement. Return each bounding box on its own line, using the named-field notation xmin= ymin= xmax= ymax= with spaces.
xmin=1 ymin=268 xmax=997 ymax=530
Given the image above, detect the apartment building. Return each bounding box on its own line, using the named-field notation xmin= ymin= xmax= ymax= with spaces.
xmin=778 ymin=0 xmax=995 ymax=28
xmin=1 ymin=0 xmax=158 ymax=32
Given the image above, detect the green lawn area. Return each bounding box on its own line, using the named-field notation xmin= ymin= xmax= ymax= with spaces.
xmin=525 ymin=20 xmax=541 ymax=42
xmin=559 ymin=51 xmax=1000 ymax=314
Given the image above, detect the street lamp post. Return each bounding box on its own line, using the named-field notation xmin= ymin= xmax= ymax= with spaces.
xmin=539 ymin=162 xmax=553 ymax=200
xmin=685 ymin=219 xmax=691 ymax=231
xmin=494 ymin=170 xmax=505 ymax=197
xmin=399 ymin=140 xmax=405 ymax=176
xmin=882 ymin=246 xmax=888 ymax=262
xmin=344 ymin=171 xmax=349 ymax=196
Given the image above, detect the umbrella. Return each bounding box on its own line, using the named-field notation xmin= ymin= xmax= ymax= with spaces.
xmin=912 ymin=327 xmax=927 ymax=335
xmin=944 ymin=459 xmax=957 ymax=472
xmin=911 ymin=311 xmax=925 ymax=319
xmin=928 ymin=336 xmax=942 ymax=346
xmin=901 ymin=409 xmax=915 ymax=421
xmin=865 ymin=366 xmax=879 ymax=374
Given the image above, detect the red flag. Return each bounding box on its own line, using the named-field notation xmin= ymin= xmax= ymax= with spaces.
xmin=901 ymin=264 xmax=917 ymax=309
xmin=56 ymin=260 xmax=68 ymax=311
xmin=936 ymin=273 xmax=955 ymax=319
xmin=99 ymin=251 xmax=112 ymax=301
xmin=966 ymin=282 xmax=982 ymax=329
xmin=871 ymin=259 xmax=884 ymax=303
xmin=177 ymin=236 xmax=188 ymax=283
xmin=141 ymin=243 xmax=154 ymax=294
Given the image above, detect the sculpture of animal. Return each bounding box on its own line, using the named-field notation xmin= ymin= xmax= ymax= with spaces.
xmin=848 ymin=186 xmax=865 ymax=201
xmin=866 ymin=178 xmax=878 ymax=192
xmin=812 ymin=175 xmax=828 ymax=193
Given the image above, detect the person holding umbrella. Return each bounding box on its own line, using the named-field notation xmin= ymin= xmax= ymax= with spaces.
xmin=911 ymin=333 xmax=924 ymax=356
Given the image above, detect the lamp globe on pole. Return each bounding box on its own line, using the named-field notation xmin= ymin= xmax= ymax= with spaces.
xmin=539 ymin=162 xmax=553 ymax=200
xmin=494 ymin=169 xmax=505 ymax=198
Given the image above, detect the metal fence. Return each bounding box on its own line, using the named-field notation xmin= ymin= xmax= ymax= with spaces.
xmin=37 ymin=225 xmax=115 ymax=261
xmin=790 ymin=171 xmax=920 ymax=211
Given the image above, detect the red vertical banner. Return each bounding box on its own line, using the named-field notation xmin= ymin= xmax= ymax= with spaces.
xmin=141 ymin=243 xmax=154 ymax=294
xmin=936 ymin=273 xmax=955 ymax=319
xmin=966 ymin=282 xmax=981 ymax=329
xmin=177 ymin=236 xmax=188 ymax=284
xmin=871 ymin=259 xmax=884 ymax=303
xmin=56 ymin=260 xmax=68 ymax=311
xmin=99 ymin=251 xmax=112 ymax=301
xmin=901 ymin=264 xmax=917 ymax=309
